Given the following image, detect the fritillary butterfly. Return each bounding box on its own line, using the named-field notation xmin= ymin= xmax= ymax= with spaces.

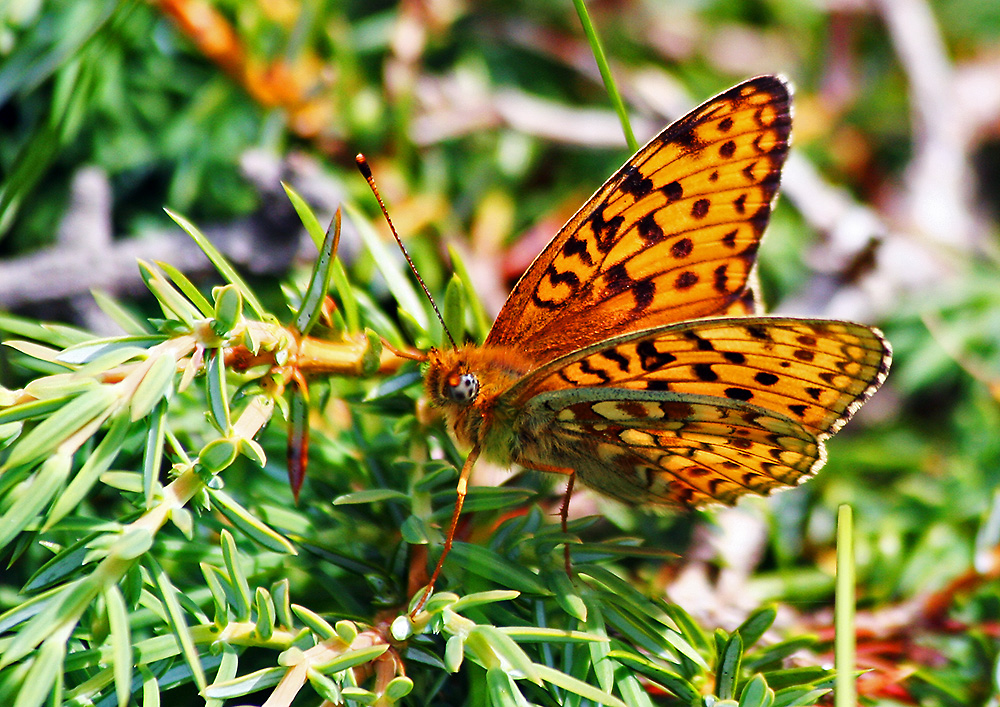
xmin=363 ymin=75 xmax=891 ymax=608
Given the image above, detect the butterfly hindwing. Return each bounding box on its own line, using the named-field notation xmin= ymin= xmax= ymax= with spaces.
xmin=524 ymin=388 xmax=823 ymax=506
xmin=485 ymin=76 xmax=792 ymax=364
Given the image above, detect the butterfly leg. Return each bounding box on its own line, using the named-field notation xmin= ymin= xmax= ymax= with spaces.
xmin=559 ymin=472 xmax=576 ymax=577
xmin=411 ymin=443 xmax=481 ymax=616
xmin=520 ymin=462 xmax=578 ymax=578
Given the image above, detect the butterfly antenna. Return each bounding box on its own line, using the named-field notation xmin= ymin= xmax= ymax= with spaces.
xmin=355 ymin=154 xmax=457 ymax=350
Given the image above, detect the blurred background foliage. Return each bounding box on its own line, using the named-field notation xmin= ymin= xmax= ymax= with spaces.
xmin=1 ymin=0 xmax=1000 ymax=704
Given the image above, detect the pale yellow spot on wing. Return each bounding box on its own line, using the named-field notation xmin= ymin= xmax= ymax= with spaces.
xmin=619 ymin=429 xmax=656 ymax=447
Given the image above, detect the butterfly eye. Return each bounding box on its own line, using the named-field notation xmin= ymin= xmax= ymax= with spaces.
xmin=444 ymin=372 xmax=479 ymax=404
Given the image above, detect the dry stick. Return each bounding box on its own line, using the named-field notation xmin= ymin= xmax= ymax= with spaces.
xmin=877 ymin=0 xmax=975 ymax=252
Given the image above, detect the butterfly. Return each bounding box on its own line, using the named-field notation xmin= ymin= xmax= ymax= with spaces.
xmin=360 ymin=75 xmax=891 ymax=610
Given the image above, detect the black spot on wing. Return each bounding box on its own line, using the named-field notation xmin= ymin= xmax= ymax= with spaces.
xmin=591 ymin=210 xmax=625 ymax=252
xmin=714 ymin=264 xmax=729 ymax=294
xmin=748 ymin=204 xmax=771 ymax=235
xmin=531 ymin=291 xmax=560 ymax=310
xmin=637 ymin=213 xmax=664 ymax=243
xmin=620 ymin=165 xmax=654 ymax=198
xmin=745 ymin=324 xmax=771 ymax=340
xmin=662 ymin=180 xmax=683 ymax=202
xmin=685 ymin=331 xmax=715 ymax=351
xmin=549 ymin=268 xmax=581 ymax=289
xmin=600 ymin=348 xmax=630 ymax=372
xmin=739 ymin=241 xmax=760 ymax=261
xmin=671 ymin=237 xmax=694 ymax=259
xmin=632 ymin=279 xmax=656 ymax=312
xmin=707 ymin=478 xmax=726 ymax=496
xmin=603 ymin=262 xmax=656 ymax=312
xmin=604 ymin=262 xmax=633 ymax=295
xmin=693 ymin=363 xmax=717 ymax=381
xmin=578 ymin=358 xmax=611 ymax=384
xmin=561 ymin=234 xmax=594 ymax=266
xmin=531 ymin=265 xmax=581 ymax=310
xmin=675 ymin=271 xmax=698 ymax=289
xmin=637 ymin=340 xmax=677 ymax=371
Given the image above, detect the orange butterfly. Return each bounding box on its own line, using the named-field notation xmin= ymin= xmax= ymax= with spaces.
xmin=360 ymin=76 xmax=890 ymax=610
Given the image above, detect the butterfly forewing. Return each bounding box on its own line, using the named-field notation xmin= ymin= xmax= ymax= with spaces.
xmin=485 ymin=76 xmax=792 ymax=364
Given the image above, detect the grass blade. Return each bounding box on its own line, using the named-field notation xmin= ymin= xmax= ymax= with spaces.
xmin=164 ymin=208 xmax=265 ymax=320
xmin=835 ymin=504 xmax=856 ymax=707
xmin=571 ymin=0 xmax=637 ymax=152
xmin=295 ymin=209 xmax=341 ymax=336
